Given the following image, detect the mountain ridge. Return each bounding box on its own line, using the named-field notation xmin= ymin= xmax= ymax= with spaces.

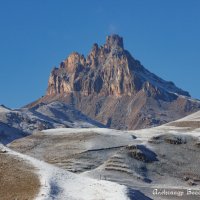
xmin=0 ymin=101 xmax=105 ymax=144
xmin=27 ymin=34 xmax=200 ymax=130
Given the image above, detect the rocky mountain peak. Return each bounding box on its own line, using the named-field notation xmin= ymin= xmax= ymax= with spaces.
xmin=32 ymin=34 xmax=200 ymax=130
xmin=104 ymin=34 xmax=124 ymax=50
xmin=46 ymin=34 xmax=191 ymax=98
xmin=91 ymin=43 xmax=99 ymax=53
xmin=66 ymin=52 xmax=85 ymax=69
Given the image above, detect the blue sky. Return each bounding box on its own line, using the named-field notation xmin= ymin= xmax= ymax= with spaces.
xmin=0 ymin=0 xmax=200 ymax=108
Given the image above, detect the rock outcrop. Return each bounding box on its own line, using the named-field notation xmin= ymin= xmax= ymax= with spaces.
xmin=30 ymin=34 xmax=200 ymax=130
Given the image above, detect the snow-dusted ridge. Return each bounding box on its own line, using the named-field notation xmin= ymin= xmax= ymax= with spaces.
xmin=0 ymin=101 xmax=105 ymax=144
xmin=0 ymin=105 xmax=11 ymax=112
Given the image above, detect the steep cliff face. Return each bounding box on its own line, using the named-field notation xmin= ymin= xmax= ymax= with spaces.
xmin=47 ymin=35 xmax=189 ymax=98
xmin=32 ymin=34 xmax=200 ymax=130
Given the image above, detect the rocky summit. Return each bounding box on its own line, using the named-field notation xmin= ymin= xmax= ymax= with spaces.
xmin=29 ymin=34 xmax=200 ymax=130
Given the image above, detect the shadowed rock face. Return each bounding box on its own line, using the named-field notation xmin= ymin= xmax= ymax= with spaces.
xmin=29 ymin=34 xmax=200 ymax=130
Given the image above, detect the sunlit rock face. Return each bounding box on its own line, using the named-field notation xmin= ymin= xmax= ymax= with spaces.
xmin=33 ymin=34 xmax=200 ymax=130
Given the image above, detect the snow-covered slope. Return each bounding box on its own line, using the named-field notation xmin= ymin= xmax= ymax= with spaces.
xmin=0 ymin=144 xmax=130 ymax=200
xmin=0 ymin=105 xmax=11 ymax=112
xmin=27 ymin=101 xmax=105 ymax=128
xmin=8 ymin=110 xmax=200 ymax=200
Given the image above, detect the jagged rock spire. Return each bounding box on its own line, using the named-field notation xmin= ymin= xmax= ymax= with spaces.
xmin=104 ymin=34 xmax=124 ymax=50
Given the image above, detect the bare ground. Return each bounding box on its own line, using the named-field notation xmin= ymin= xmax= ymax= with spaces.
xmin=0 ymin=151 xmax=40 ymax=200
